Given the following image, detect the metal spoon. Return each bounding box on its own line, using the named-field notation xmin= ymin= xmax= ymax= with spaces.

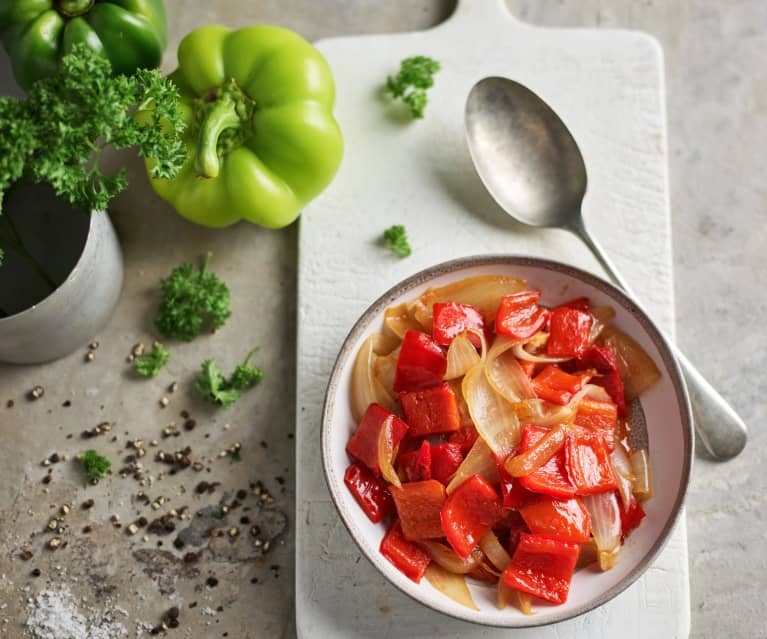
xmin=465 ymin=76 xmax=747 ymax=461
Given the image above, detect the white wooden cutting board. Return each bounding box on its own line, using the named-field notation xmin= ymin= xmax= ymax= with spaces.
xmin=295 ymin=1 xmax=689 ymax=636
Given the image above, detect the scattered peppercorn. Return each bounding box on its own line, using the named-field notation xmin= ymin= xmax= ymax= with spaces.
xmin=205 ymin=576 xmax=219 ymax=588
xmin=29 ymin=386 xmax=45 ymax=400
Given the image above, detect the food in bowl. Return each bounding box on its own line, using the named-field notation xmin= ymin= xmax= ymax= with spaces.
xmin=342 ymin=274 xmax=661 ymax=614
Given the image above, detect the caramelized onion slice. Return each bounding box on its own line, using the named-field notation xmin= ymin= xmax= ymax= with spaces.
xmin=576 ymin=538 xmax=599 ymax=570
xmin=630 ymin=448 xmax=653 ymax=500
xmin=504 ymin=424 xmax=566 ymax=477
xmin=511 ymin=342 xmax=570 ymax=364
xmin=350 ymin=333 xmax=398 ymax=421
xmin=583 ymin=492 xmax=621 ymax=571
xmin=516 ymin=591 xmax=534 ymax=616
xmin=486 ymin=335 xmax=536 ymax=402
xmin=377 ymin=416 xmax=401 ymax=488
xmin=410 ymin=275 xmax=528 ymax=331
xmin=444 ymin=331 xmax=482 ymax=380
xmin=611 ymin=443 xmax=635 ymax=509
xmin=446 ymin=437 xmax=499 ymax=495
xmin=600 ymin=326 xmax=661 ymax=400
xmin=425 ymin=564 xmax=479 ymax=611
xmin=479 ymin=531 xmax=512 ymax=572
xmin=383 ymin=303 xmax=423 ymax=339
xmin=419 ymin=541 xmax=483 ymax=574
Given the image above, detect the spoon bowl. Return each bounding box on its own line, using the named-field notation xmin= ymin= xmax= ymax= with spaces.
xmin=464 ymin=76 xmax=747 ymax=461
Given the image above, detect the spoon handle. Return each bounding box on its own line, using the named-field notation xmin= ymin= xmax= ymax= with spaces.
xmin=571 ymin=217 xmax=748 ymax=461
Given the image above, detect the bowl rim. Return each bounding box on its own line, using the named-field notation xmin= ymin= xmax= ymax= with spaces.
xmin=320 ymin=254 xmax=693 ymax=628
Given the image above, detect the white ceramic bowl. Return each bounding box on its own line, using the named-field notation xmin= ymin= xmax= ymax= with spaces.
xmin=321 ymin=256 xmax=692 ymax=627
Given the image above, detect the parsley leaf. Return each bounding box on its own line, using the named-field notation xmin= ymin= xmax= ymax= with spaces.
xmin=134 ymin=342 xmax=170 ymax=378
xmin=0 ymin=44 xmax=185 ymax=215
xmin=382 ymin=225 xmax=412 ymax=257
xmin=80 ymin=450 xmax=111 ymax=482
xmin=385 ymin=56 xmax=440 ymax=119
xmin=155 ymin=252 xmax=231 ymax=342
xmin=194 ymin=350 xmax=264 ymax=408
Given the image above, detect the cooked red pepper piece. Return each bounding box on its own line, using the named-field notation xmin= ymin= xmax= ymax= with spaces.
xmin=519 ymin=495 xmax=591 ymax=543
xmin=531 ymin=365 xmax=592 ymax=406
xmin=503 ymin=533 xmax=580 ymax=604
xmin=620 ymin=493 xmax=646 ymax=538
xmin=398 ymin=440 xmax=432 ymax=483
xmin=558 ymin=297 xmax=590 ymax=312
xmin=518 ymin=359 xmax=539 ymax=378
xmin=379 ymin=519 xmax=431 ymax=582
xmin=577 ymin=346 xmax=627 ymax=417
xmin=518 ymin=425 xmax=576 ymax=498
xmin=430 ymin=442 xmax=463 ymax=485
xmin=400 ymin=382 xmax=460 ymax=436
xmin=448 ymin=425 xmax=479 ymax=456
xmin=392 ymin=330 xmax=447 ymax=393
xmin=346 ymin=403 xmax=409 ymax=476
xmin=432 ymin=302 xmax=484 ymax=347
xmin=496 ymin=461 xmax=532 ymax=509
xmin=495 ymin=291 xmax=550 ymax=341
xmin=506 ymin=511 xmax=529 ymax=556
xmin=564 ymin=429 xmax=618 ymax=495
xmin=546 ymin=307 xmax=593 ymax=358
xmin=574 ymin=397 xmax=618 ymax=451
xmin=344 ymin=463 xmax=394 ymax=523
xmin=441 ymin=474 xmax=503 ymax=559
xmin=390 ymin=479 xmax=446 ymax=541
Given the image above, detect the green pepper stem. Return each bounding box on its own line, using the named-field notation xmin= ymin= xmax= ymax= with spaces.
xmin=56 ymin=0 xmax=95 ymax=17
xmin=195 ymin=94 xmax=241 ymax=179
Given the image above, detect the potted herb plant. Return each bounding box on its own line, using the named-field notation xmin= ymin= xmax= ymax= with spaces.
xmin=0 ymin=45 xmax=185 ymax=364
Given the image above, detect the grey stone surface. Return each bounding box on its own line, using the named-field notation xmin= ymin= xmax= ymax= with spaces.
xmin=0 ymin=1 xmax=762 ymax=638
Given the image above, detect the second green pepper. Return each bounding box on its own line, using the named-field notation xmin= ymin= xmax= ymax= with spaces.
xmin=146 ymin=25 xmax=344 ymax=229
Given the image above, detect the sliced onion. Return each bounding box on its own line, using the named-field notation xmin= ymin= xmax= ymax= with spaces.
xmin=600 ymin=326 xmax=661 ymax=400
xmin=582 ymin=492 xmax=621 ymax=571
xmin=350 ymin=333 xmax=398 ymax=421
xmin=425 ymin=564 xmax=479 ymax=611
xmin=504 ymin=424 xmax=566 ymax=477
xmin=497 ymin=580 xmax=513 ymax=610
xmin=576 ymin=538 xmax=599 ymax=570
xmin=464 ymin=365 xmax=521 ymax=460
xmin=583 ymin=383 xmax=613 ymax=402
xmin=383 ymin=303 xmax=423 ymax=339
xmin=479 ymin=531 xmax=512 ymax=571
xmin=444 ymin=331 xmax=481 ymax=380
xmin=377 ymin=416 xmax=401 ymax=487
xmin=373 ymin=347 xmax=399 ymax=397
xmin=516 ymin=591 xmax=534 ymax=616
xmin=487 ymin=336 xmax=536 ymax=402
xmin=410 ymin=275 xmax=528 ymax=330
xmin=446 ymin=437 xmax=499 ymax=494
xmin=419 ymin=541 xmax=483 ymax=574
xmin=448 ymin=379 xmax=475 ymax=428
xmin=511 ymin=342 xmax=570 ymax=364
xmin=611 ymin=444 xmax=635 ymax=509
xmin=630 ymin=448 xmax=653 ymax=500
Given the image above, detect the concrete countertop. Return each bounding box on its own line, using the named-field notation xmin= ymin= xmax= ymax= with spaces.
xmin=0 ymin=2 xmax=763 ymax=638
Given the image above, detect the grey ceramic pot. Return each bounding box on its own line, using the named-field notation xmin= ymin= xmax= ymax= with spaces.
xmin=0 ymin=206 xmax=123 ymax=364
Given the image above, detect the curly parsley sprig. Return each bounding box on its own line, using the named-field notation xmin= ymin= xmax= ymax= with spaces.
xmin=134 ymin=342 xmax=170 ymax=378
xmin=385 ymin=55 xmax=440 ymax=119
xmin=382 ymin=224 xmax=412 ymax=257
xmin=195 ymin=349 xmax=264 ymax=408
xmin=0 ymin=44 xmax=186 ymax=219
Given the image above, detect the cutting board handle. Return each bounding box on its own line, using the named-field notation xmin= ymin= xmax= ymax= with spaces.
xmin=446 ymin=0 xmax=523 ymax=30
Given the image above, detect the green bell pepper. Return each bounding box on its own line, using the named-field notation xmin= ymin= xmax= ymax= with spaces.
xmin=145 ymin=25 xmax=344 ymax=229
xmin=0 ymin=0 xmax=167 ymax=90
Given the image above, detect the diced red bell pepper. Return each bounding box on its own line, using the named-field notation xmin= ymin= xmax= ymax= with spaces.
xmin=346 ymin=403 xmax=409 ymax=476
xmin=546 ymin=307 xmax=593 ymax=358
xmin=448 ymin=425 xmax=478 ymax=456
xmin=430 ymin=442 xmax=463 ymax=485
xmin=400 ymin=382 xmax=460 ymax=436
xmin=577 ymin=346 xmax=627 ymax=417
xmin=390 ymin=479 xmax=446 ymax=541
xmin=393 ymin=331 xmax=447 ymax=393
xmin=620 ymin=493 xmax=646 ymax=538
xmin=531 ymin=365 xmax=592 ymax=406
xmin=398 ymin=440 xmax=432 ymax=483
xmin=496 ymin=461 xmax=532 ymax=509
xmin=441 ymin=474 xmax=503 ymax=559
xmin=518 ymin=359 xmax=539 ymax=378
xmin=574 ymin=397 xmax=618 ymax=451
xmin=495 ymin=291 xmax=551 ymax=341
xmin=518 ymin=425 xmax=576 ymax=499
xmin=503 ymin=533 xmax=580 ymax=604
xmin=344 ymin=463 xmax=394 ymax=523
xmin=519 ymin=495 xmax=591 ymax=543
xmin=558 ymin=297 xmax=590 ymax=312
xmin=432 ymin=302 xmax=484 ymax=347
xmin=564 ymin=429 xmax=618 ymax=495
xmin=379 ymin=520 xmax=431 ymax=582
